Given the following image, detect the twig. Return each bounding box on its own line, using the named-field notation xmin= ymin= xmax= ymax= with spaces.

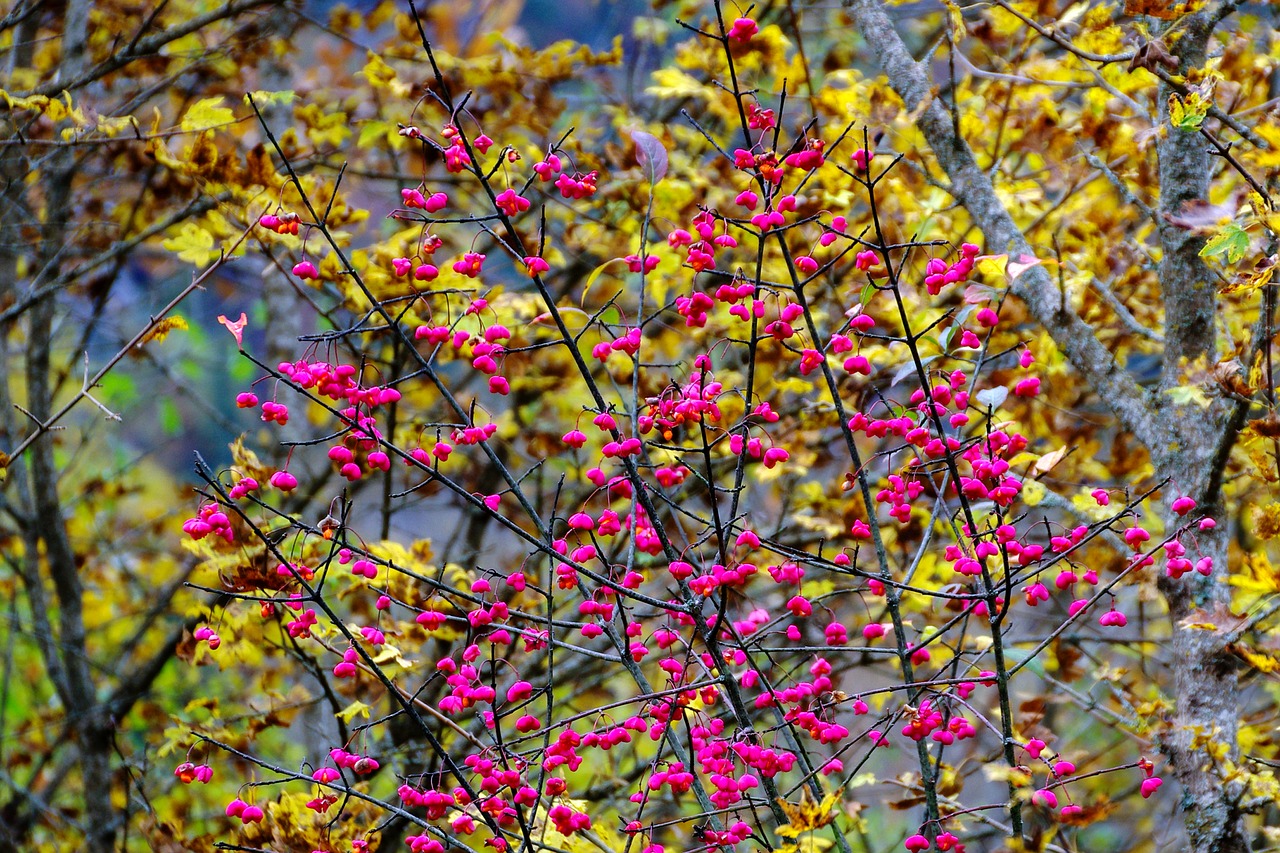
xmin=0 ymin=223 xmax=252 ymax=467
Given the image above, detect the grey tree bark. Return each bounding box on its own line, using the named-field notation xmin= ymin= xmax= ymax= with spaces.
xmin=0 ymin=1 xmax=279 ymax=849
xmin=845 ymin=1 xmax=1254 ymax=850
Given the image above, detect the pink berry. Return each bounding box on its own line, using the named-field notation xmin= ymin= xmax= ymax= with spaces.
xmin=270 ymin=470 xmax=298 ymax=492
xmin=904 ymin=834 xmax=930 ymax=852
xmin=292 ymin=260 xmax=318 ymax=280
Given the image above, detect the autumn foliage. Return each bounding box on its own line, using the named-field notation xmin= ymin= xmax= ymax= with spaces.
xmin=3 ymin=0 xmax=1280 ymax=852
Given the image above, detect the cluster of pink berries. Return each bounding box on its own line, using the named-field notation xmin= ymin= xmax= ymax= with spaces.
xmin=182 ymin=31 xmax=1218 ymax=853
xmin=173 ymin=761 xmax=213 ymax=784
xmin=182 ymin=502 xmax=234 ymax=542
xmin=257 ymin=211 xmax=300 ymax=234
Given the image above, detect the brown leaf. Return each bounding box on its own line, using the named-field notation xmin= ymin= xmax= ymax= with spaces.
xmin=1019 ymin=697 xmax=1047 ymax=725
xmin=1253 ymin=413 xmax=1280 ymax=439
xmin=1054 ymin=637 xmax=1085 ymax=682
xmin=1127 ymin=36 xmax=1180 ymax=71
xmin=1210 ymin=358 xmax=1255 ymax=397
xmin=1123 ymin=0 xmax=1181 ymax=21
xmin=174 ymin=627 xmax=211 ymax=666
xmin=1059 ymin=795 xmax=1119 ymax=826
xmin=1178 ymin=603 xmax=1249 ymax=634
xmin=1221 ymin=253 xmax=1278 ymax=297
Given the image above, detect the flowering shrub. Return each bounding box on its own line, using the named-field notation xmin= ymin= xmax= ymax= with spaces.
xmin=167 ymin=3 xmax=1279 ymax=852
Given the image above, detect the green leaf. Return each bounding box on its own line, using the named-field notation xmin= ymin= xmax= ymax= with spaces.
xmin=1199 ymin=223 xmax=1250 ymax=264
xmin=1168 ymin=92 xmax=1207 ymax=131
xmin=1002 ymin=647 xmax=1046 ymax=678
xmin=357 ymin=119 xmax=397 ymax=149
xmin=860 ymin=281 xmax=875 ymax=309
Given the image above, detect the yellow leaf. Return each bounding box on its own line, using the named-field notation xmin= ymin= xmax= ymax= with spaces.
xmin=356 ymin=119 xmax=399 ymax=149
xmin=44 ymin=94 xmax=68 ymax=122
xmin=161 ymin=222 xmax=216 ymax=265
xmin=776 ymin=838 xmax=834 ymax=853
xmin=0 ymin=90 xmax=51 ymax=112
xmin=775 ymin=789 xmax=840 ymax=838
xmin=1230 ymin=644 xmax=1280 ymax=674
xmin=180 ymin=96 xmax=236 ymax=132
xmin=939 ymin=0 xmax=965 ymax=38
xmin=1021 ymin=479 xmax=1046 ymax=507
xmin=1220 ymin=254 xmax=1277 ymax=296
xmin=1231 ymin=552 xmax=1279 ymax=595
xmin=847 ymin=771 xmax=876 ymax=788
xmin=973 ymin=254 xmax=1008 ymax=279
xmin=646 ymin=68 xmax=709 ymax=100
xmin=336 ymin=700 xmax=371 ymax=723
xmin=295 ymin=103 xmax=351 ymax=148
xmin=371 ymin=643 xmax=417 ymax=668
xmin=360 ymin=53 xmax=411 ymax=98
xmin=244 ymin=89 xmax=297 ymax=107
xmin=95 ymin=114 xmax=137 ymax=137
xmin=580 ymin=257 xmax=626 ymax=305
xmin=139 ymin=316 xmax=188 ymax=346
xmin=1253 ymin=502 xmax=1280 ymax=540
xmin=1169 ymin=78 xmax=1215 ymax=132
xmin=1165 ymin=384 xmax=1212 ymax=408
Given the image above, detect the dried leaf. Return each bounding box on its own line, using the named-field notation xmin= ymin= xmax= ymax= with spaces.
xmin=1252 ymin=413 xmax=1280 ymax=439
xmin=139 ymin=315 xmax=188 ymax=346
xmin=1210 ymin=358 xmax=1255 ymax=396
xmin=1054 ymin=636 xmax=1085 ymax=682
xmin=1163 ymin=198 xmax=1237 ymax=234
xmin=1127 ymin=36 xmax=1180 ymax=70
xmin=1059 ymin=795 xmax=1119 ymax=826
xmin=1123 ymin=0 xmax=1179 ymax=18
xmin=775 ymin=790 xmax=839 ymax=838
xmin=1228 ymin=644 xmax=1280 ymax=674
xmin=1220 ymin=254 xmax=1277 ymax=296
xmin=1019 ymin=697 xmax=1047 ymax=725
xmin=1178 ymin=603 xmax=1248 ymax=634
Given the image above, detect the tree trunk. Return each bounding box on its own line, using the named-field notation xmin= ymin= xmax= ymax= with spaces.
xmin=845 ymin=1 xmax=1252 ymax=849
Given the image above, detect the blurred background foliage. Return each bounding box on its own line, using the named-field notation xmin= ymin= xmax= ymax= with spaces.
xmin=2 ymin=0 xmax=1279 ymax=849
